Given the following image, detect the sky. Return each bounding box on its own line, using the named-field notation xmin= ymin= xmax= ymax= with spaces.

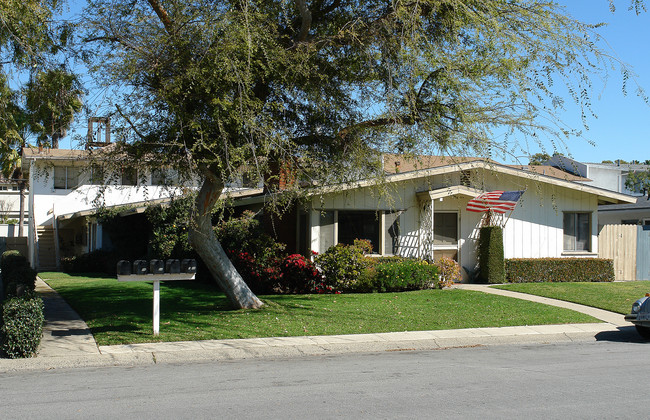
xmin=55 ymin=0 xmax=650 ymax=164
xmin=549 ymin=0 xmax=650 ymax=164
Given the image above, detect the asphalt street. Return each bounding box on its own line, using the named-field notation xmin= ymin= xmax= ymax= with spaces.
xmin=1 ymin=339 xmax=648 ymax=419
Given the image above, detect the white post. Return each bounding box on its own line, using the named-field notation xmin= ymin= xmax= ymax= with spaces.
xmin=153 ymin=280 xmax=160 ymax=336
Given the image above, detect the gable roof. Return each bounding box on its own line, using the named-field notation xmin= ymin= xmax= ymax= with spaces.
xmin=321 ymin=157 xmax=635 ymax=205
xmin=383 ymin=154 xmax=589 ymax=182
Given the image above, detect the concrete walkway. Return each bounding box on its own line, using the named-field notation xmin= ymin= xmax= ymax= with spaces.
xmin=0 ymin=279 xmax=636 ymax=372
xmin=35 ymin=278 xmax=100 ymax=357
xmin=453 ymin=284 xmax=631 ymax=327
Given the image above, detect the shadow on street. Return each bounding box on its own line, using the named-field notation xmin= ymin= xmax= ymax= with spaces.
xmin=595 ymin=326 xmax=649 ymax=343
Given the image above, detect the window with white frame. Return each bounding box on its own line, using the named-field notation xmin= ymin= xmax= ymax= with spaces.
xmin=121 ymin=168 xmax=137 ymax=186
xmin=433 ymin=212 xmax=458 ymax=245
xmin=54 ymin=166 xmax=81 ymax=189
xmin=319 ymin=210 xmax=401 ymax=255
xmin=563 ymin=212 xmax=591 ymax=251
xmin=338 ymin=211 xmax=380 ymax=253
xmin=151 ymin=168 xmax=169 ymax=185
xmin=90 ymin=165 xmax=104 ymax=185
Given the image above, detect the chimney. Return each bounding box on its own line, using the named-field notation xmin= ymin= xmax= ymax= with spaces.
xmin=266 ymin=159 xmax=296 ymax=192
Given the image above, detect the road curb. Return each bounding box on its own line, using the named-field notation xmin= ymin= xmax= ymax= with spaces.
xmin=0 ymin=323 xmax=628 ymax=373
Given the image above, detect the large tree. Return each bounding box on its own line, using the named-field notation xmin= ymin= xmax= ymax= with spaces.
xmin=0 ymin=0 xmax=77 ymax=169
xmin=25 ymin=68 xmax=84 ymax=149
xmin=82 ymin=0 xmax=631 ymax=308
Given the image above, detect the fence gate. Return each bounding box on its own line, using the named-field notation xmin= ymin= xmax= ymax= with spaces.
xmin=637 ymin=226 xmax=650 ymax=281
xmin=599 ymin=224 xmax=637 ymax=281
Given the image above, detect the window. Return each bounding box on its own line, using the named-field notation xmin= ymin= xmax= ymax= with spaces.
xmin=384 ymin=211 xmax=401 ymax=255
xmin=121 ymin=168 xmax=137 ymax=186
xmin=460 ymin=171 xmax=471 ymax=187
xmin=54 ymin=166 xmax=81 ymax=189
xmin=151 ymin=169 xmax=169 ymax=186
xmin=338 ymin=211 xmax=380 ymax=253
xmin=90 ymin=165 xmax=104 ymax=185
xmin=434 ymin=212 xmax=458 ymax=245
xmin=319 ymin=211 xmax=335 ymax=251
xmin=563 ymin=212 xmax=591 ymax=251
xmin=316 ymin=210 xmax=401 ymax=255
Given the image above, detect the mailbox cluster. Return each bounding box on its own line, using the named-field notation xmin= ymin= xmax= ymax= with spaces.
xmin=117 ymin=259 xmax=197 ymax=276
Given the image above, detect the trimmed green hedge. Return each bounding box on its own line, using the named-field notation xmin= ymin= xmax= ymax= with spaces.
xmin=356 ymin=258 xmax=439 ymax=292
xmin=505 ymin=258 xmax=615 ymax=283
xmin=1 ymin=250 xmax=37 ymax=298
xmin=1 ymin=294 xmax=44 ymax=358
xmin=0 ymin=251 xmax=44 ymax=358
xmin=478 ymin=226 xmax=505 ymax=284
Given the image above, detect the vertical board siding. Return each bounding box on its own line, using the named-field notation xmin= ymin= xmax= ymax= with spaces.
xmin=599 ymin=224 xmax=637 ymax=281
xmin=637 ymin=226 xmax=650 ymax=281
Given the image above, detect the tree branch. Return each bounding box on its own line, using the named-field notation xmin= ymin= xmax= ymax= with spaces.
xmin=146 ymin=0 xmax=175 ymax=35
xmin=337 ymin=115 xmax=418 ymax=139
xmin=294 ymin=0 xmax=312 ymax=43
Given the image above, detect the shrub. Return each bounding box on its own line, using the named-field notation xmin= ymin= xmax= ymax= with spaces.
xmin=226 ymin=250 xmax=282 ymax=294
xmin=279 ymin=254 xmax=321 ymax=294
xmin=478 ymin=226 xmax=505 ymax=284
xmin=1 ymin=251 xmax=36 ymax=298
xmin=1 ymin=250 xmax=25 ymax=275
xmin=365 ymin=258 xmax=438 ymax=292
xmin=315 ymin=242 xmax=370 ymax=292
xmin=215 ymin=211 xmax=286 ymax=293
xmin=1 ymin=294 xmax=44 ymax=358
xmin=505 ymin=258 xmax=615 ymax=283
xmin=435 ymin=257 xmax=462 ymax=288
xmin=145 ymin=198 xmax=194 ymax=260
xmin=61 ymin=250 xmax=120 ymax=275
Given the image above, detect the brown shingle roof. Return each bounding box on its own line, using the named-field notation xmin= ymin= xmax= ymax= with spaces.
xmin=383 ymin=154 xmax=590 ymax=182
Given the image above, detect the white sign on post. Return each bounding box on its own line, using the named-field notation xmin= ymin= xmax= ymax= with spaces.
xmin=117 ymin=259 xmax=196 ymax=335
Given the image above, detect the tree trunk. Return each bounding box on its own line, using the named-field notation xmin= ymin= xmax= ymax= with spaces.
xmin=188 ymin=172 xmax=264 ymax=309
xmin=51 ymin=132 xmax=60 ymax=149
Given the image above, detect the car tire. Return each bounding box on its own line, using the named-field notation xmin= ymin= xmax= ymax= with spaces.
xmin=635 ymin=325 xmax=650 ymax=339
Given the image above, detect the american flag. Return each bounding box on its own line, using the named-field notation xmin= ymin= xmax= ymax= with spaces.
xmin=466 ymin=190 xmax=525 ymax=214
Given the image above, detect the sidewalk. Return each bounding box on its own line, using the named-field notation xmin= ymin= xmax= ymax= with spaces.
xmin=0 ymin=280 xmax=635 ymax=372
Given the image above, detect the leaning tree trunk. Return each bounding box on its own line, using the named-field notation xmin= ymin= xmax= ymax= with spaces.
xmin=188 ymin=173 xmax=264 ymax=309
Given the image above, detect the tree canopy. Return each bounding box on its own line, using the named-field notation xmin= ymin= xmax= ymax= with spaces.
xmin=78 ymin=0 xmax=643 ymax=308
xmin=0 ymin=0 xmax=79 ymax=174
xmin=25 ymin=68 xmax=84 ymax=149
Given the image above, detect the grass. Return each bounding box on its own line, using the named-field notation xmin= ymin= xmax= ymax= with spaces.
xmin=40 ymin=272 xmax=599 ymax=346
xmin=494 ymin=281 xmax=650 ymax=315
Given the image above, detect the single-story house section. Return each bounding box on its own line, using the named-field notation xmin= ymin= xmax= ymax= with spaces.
xmin=236 ymin=155 xmax=635 ymax=280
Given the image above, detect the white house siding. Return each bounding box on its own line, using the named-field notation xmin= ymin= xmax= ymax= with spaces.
xmin=307 ymin=168 xmax=602 ymax=271
xmin=26 ymin=159 xmax=187 ymax=267
xmin=28 ymin=162 xmax=182 ymax=227
xmin=585 ymin=166 xmax=626 ymax=194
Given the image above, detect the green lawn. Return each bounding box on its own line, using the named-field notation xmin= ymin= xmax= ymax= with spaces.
xmin=494 ymin=281 xmax=650 ymax=315
xmin=40 ymin=272 xmax=599 ymax=346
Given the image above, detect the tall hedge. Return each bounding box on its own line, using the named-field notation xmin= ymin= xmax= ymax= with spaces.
xmin=478 ymin=226 xmax=505 ymax=284
xmin=505 ymin=258 xmax=615 ymax=283
xmin=1 ymin=250 xmax=37 ymax=298
xmin=1 ymin=294 xmax=44 ymax=358
xmin=0 ymin=251 xmax=43 ymax=359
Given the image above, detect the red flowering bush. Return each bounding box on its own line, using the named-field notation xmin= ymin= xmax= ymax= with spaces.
xmin=226 ymin=250 xmax=282 ymax=293
xmin=279 ymin=254 xmax=321 ymax=293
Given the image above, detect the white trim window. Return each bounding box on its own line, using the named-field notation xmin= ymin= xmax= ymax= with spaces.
xmin=563 ymin=212 xmax=591 ymax=251
xmin=319 ymin=210 xmax=401 ymax=255
xmin=53 ymin=166 xmax=81 ymax=190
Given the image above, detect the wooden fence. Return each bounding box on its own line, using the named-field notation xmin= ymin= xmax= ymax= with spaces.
xmin=599 ymin=224 xmax=650 ymax=281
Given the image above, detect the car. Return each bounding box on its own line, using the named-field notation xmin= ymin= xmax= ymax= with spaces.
xmin=625 ymin=294 xmax=650 ymax=339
